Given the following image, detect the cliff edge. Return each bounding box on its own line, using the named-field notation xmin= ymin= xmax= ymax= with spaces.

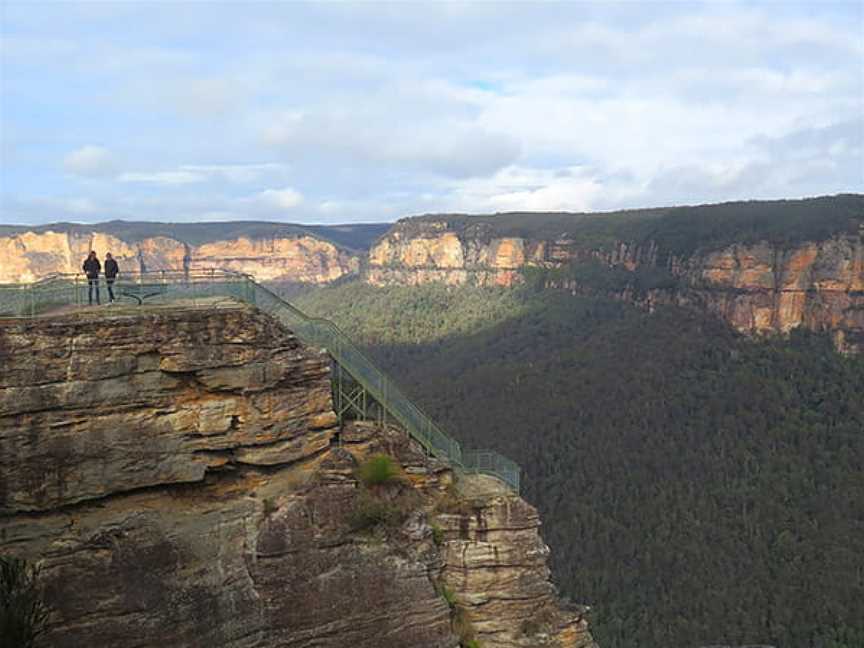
xmin=0 ymin=302 xmax=595 ymax=648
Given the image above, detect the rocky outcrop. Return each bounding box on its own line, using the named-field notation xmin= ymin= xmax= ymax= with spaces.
xmin=367 ymin=224 xmax=545 ymax=287
xmin=436 ymin=475 xmax=596 ymax=648
xmin=365 ymin=220 xmax=864 ymax=353
xmin=0 ymin=303 xmax=594 ymax=648
xmin=0 ymin=230 xmax=359 ymax=283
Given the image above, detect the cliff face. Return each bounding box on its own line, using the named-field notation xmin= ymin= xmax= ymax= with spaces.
xmin=0 ymin=230 xmax=359 ymax=283
xmin=365 ymin=221 xmax=864 ymax=353
xmin=0 ymin=303 xmax=594 ymax=648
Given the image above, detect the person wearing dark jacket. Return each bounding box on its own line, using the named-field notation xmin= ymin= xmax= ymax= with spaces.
xmin=83 ymin=251 xmax=101 ymax=305
xmin=104 ymin=253 xmax=119 ymax=303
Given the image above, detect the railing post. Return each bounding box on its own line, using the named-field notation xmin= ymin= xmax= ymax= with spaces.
xmin=29 ymin=286 xmax=34 ymax=317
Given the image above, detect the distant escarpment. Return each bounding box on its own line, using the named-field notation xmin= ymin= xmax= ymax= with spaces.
xmin=0 ymin=303 xmax=595 ymax=648
xmin=0 ymin=221 xmax=367 ymax=283
xmin=364 ymin=195 xmax=864 ymax=353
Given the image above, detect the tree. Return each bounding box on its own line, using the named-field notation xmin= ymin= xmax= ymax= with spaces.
xmin=0 ymin=556 xmax=50 ymax=648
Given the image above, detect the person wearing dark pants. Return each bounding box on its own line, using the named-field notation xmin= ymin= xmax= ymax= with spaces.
xmin=104 ymin=253 xmax=119 ymax=303
xmin=83 ymin=251 xmax=101 ymax=305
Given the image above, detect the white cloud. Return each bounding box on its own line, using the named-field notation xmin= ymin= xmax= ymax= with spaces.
xmin=117 ymin=170 xmax=206 ymax=185
xmin=442 ymin=165 xmax=635 ymax=213
xmin=260 ymin=99 xmax=520 ymax=178
xmin=179 ymin=163 xmax=288 ymax=183
xmin=250 ymin=187 xmax=304 ymax=209
xmin=5 ymin=2 xmax=862 ymax=226
xmin=63 ymin=145 xmax=115 ymax=176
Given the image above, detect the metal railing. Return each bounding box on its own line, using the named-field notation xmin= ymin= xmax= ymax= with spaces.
xmin=0 ymin=269 xmax=521 ymax=492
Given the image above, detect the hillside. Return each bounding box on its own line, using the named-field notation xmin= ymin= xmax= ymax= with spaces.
xmin=393 ymin=194 xmax=863 ymax=257
xmin=364 ymin=195 xmax=864 ymax=354
xmin=295 ymin=281 xmax=864 ymax=648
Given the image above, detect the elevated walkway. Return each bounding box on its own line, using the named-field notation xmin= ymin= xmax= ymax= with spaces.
xmin=0 ymin=269 xmax=520 ymax=492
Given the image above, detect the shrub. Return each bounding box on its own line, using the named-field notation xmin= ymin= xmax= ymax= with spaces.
xmin=347 ymin=492 xmax=402 ymax=532
xmin=262 ymin=497 xmax=278 ymax=518
xmin=0 ymin=556 xmax=49 ymax=648
xmin=430 ymin=522 xmax=445 ymax=546
xmin=452 ymin=605 xmax=478 ymax=646
xmin=440 ymin=585 xmax=457 ymax=608
xmin=356 ymin=454 xmax=401 ymax=487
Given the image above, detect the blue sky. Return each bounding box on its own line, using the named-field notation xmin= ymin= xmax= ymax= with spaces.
xmin=1 ymin=1 xmax=862 ymax=225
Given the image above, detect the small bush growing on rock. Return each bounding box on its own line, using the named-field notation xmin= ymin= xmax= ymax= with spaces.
xmin=261 ymin=498 xmax=278 ymax=518
xmin=347 ymin=491 xmax=402 ymax=532
xmin=356 ymin=454 xmax=402 ymax=486
xmin=452 ymin=605 xmax=478 ymax=647
xmin=0 ymin=556 xmax=49 ymax=648
xmin=430 ymin=522 xmax=445 ymax=546
xmin=440 ymin=585 xmax=457 ymax=608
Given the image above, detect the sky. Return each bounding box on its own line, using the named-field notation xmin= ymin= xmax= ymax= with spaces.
xmin=1 ymin=0 xmax=862 ymax=226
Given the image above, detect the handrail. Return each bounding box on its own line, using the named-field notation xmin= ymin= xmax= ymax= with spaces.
xmin=0 ymin=269 xmax=521 ymax=492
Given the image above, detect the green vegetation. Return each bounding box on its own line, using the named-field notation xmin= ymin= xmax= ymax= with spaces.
xmin=522 ymin=259 xmax=679 ymax=295
xmin=440 ymin=585 xmax=457 ymax=608
xmin=346 ymin=491 xmax=406 ymax=533
xmin=0 ymin=556 xmax=49 ymax=648
xmin=294 ymin=281 xmax=529 ymax=345
xmin=347 ymin=457 xmax=419 ymax=535
xmin=404 ymin=194 xmax=863 ymax=259
xmin=298 ymin=282 xmax=864 ymax=648
xmin=450 ymin=601 xmax=479 ymax=647
xmin=356 ymin=454 xmax=402 ymax=486
xmin=430 ymin=522 xmax=445 ymax=546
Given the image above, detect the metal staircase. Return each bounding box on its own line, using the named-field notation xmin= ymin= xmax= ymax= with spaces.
xmin=0 ymin=269 xmax=521 ymax=493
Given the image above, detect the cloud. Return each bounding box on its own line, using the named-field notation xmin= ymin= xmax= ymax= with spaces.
xmin=114 ymin=163 xmax=288 ymax=186
xmin=178 ymin=163 xmax=289 ymax=183
xmin=117 ymin=170 xmax=206 ymax=185
xmin=4 ymin=2 xmax=862 ymax=226
xmin=441 ymin=165 xmax=628 ymax=213
xmin=249 ymin=187 xmax=304 ymax=210
xmin=63 ymin=146 xmax=115 ymax=177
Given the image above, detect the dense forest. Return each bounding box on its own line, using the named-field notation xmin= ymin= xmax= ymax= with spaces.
xmin=399 ymin=193 xmax=863 ymax=259
xmin=295 ymin=281 xmax=864 ymax=648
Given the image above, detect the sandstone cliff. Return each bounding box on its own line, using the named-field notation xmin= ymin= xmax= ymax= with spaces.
xmin=0 ymin=230 xmax=359 ymax=283
xmin=0 ymin=303 xmax=595 ymax=648
xmin=364 ymin=219 xmax=864 ymax=353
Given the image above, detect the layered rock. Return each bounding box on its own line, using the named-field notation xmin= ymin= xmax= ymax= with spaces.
xmin=0 ymin=303 xmax=594 ymax=648
xmin=365 ymin=220 xmax=864 ymax=353
xmin=367 ymin=225 xmax=545 ymax=287
xmin=0 ymin=230 xmax=359 ymax=283
xmin=436 ymin=475 xmax=597 ymax=648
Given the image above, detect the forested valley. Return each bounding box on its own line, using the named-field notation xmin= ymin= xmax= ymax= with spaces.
xmin=295 ymin=282 xmax=864 ymax=648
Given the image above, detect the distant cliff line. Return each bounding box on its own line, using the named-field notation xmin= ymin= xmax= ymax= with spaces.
xmin=0 ymin=228 xmax=360 ymax=284
xmin=362 ymin=195 xmax=863 ymax=354
xmin=3 ymin=195 xmax=861 ymax=352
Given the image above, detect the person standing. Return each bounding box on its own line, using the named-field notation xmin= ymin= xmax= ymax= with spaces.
xmin=83 ymin=251 xmax=101 ymax=305
xmin=104 ymin=253 xmax=119 ymax=303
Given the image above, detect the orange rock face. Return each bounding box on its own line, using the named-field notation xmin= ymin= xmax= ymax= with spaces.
xmin=690 ymin=237 xmax=864 ymax=350
xmin=365 ymin=224 xmax=864 ymax=353
xmin=0 ymin=231 xmax=358 ymax=284
xmin=366 ymin=226 xmax=546 ymax=287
